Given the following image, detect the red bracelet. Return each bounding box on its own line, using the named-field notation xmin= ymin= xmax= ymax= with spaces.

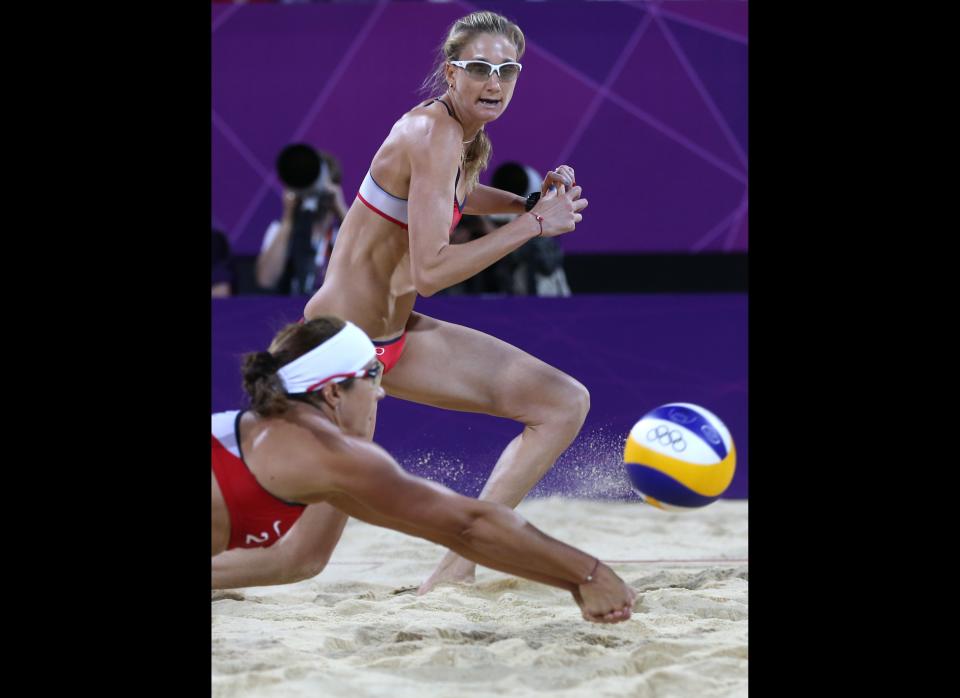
xmin=528 ymin=211 xmax=543 ymax=237
xmin=583 ymin=558 xmax=600 ymax=584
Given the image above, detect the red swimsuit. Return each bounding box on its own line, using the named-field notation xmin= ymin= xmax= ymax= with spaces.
xmin=314 ymin=99 xmax=468 ymax=374
xmin=211 ymin=410 xmax=306 ymax=549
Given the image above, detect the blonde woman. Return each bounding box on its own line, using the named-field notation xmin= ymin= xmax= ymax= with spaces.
xmin=304 ymin=11 xmax=590 ymax=593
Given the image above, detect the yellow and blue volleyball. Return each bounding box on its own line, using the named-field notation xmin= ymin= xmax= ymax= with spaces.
xmin=623 ymin=403 xmax=736 ymax=511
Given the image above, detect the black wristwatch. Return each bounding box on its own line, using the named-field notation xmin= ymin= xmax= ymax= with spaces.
xmin=524 ymin=192 xmax=541 ymax=212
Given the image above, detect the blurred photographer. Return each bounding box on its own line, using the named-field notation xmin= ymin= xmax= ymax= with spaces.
xmin=442 ymin=214 xmax=509 ymax=295
xmin=255 ymin=144 xmax=348 ymax=295
xmin=212 ymin=229 xmax=234 ymax=298
xmin=489 ymin=162 xmax=571 ymax=297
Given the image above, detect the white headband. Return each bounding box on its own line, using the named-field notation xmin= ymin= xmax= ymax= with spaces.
xmin=276 ymin=321 xmax=376 ymax=394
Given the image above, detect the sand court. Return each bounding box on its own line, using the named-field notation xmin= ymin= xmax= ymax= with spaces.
xmin=212 ymin=497 xmax=747 ymax=697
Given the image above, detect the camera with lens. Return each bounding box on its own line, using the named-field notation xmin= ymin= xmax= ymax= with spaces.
xmin=276 ymin=143 xmax=336 ymax=218
xmin=275 ymin=143 xmax=339 ymax=294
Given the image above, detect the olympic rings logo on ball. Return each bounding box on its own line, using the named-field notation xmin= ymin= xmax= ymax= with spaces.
xmin=625 ymin=403 xmax=736 ymax=510
xmin=647 ymin=425 xmax=686 ymax=452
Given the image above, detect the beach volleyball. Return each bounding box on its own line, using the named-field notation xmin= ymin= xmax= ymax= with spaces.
xmin=624 ymin=403 xmax=736 ymax=511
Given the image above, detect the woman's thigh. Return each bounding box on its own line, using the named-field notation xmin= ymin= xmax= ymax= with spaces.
xmin=382 ymin=312 xmax=585 ymax=423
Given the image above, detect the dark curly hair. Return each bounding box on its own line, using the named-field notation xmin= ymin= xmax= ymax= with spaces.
xmin=241 ymin=316 xmax=356 ymax=416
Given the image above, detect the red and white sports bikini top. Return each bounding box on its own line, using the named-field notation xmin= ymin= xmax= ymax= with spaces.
xmin=356 ymin=99 xmax=467 ymax=233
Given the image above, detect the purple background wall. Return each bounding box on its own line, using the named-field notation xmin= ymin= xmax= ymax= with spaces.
xmin=212 ymin=0 xmax=748 ymax=255
xmin=212 ymin=294 xmax=748 ymax=500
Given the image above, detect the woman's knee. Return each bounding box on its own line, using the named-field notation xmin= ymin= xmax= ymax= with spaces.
xmin=522 ymin=373 xmax=590 ymax=430
xmin=562 ymin=377 xmax=591 ymax=427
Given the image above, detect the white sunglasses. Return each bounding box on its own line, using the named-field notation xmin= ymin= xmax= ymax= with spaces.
xmin=448 ymin=60 xmax=523 ymax=82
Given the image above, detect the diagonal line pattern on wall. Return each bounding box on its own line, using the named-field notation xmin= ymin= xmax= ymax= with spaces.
xmin=212 ymin=109 xmax=274 ymax=183
xmin=521 ymin=39 xmax=745 ymax=184
xmin=653 ymin=12 xmax=748 ymax=169
xmin=289 ymin=0 xmax=390 ymax=143
xmin=724 ymin=193 xmax=748 ymax=251
xmin=656 ymin=6 xmax=748 ymax=45
xmin=211 ymin=3 xmax=243 ymax=34
xmin=225 ymin=0 xmax=390 ymax=246
xmin=604 ymin=90 xmax=746 ymax=183
xmin=438 ymin=1 xmax=746 ymax=191
xmin=691 ymin=205 xmax=742 ymax=252
xmin=211 ymin=1 xmax=747 ymax=254
xmin=553 ymin=11 xmax=655 ymax=168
